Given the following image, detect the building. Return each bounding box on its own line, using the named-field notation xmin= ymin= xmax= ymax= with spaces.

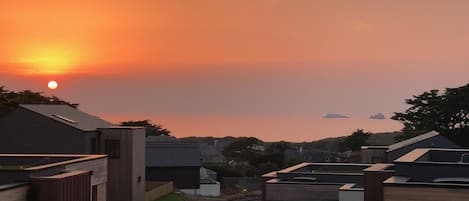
xmin=146 ymin=136 xmax=220 ymax=196
xmin=361 ymin=131 xmax=459 ymax=163
xmin=382 ymin=148 xmax=469 ymax=201
xmin=262 ymin=163 xmax=371 ymax=201
xmin=0 ymin=104 xmax=145 ymax=201
xmin=0 ymin=154 xmax=107 ymax=201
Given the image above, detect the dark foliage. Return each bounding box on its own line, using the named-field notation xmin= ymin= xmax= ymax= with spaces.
xmin=119 ymin=119 xmax=171 ymax=136
xmin=0 ymin=86 xmax=77 ymax=116
xmin=392 ymin=84 xmax=469 ymax=146
xmin=338 ymin=129 xmax=371 ymax=152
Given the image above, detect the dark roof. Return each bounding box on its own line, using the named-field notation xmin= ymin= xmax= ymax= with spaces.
xmin=146 ymin=142 xmax=201 ymax=167
xmin=20 ymin=104 xmax=113 ymax=131
xmin=387 ymin=131 xmax=440 ymax=152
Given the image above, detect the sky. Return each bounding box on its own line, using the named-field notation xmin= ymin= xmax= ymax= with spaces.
xmin=1 ymin=0 xmax=469 ymax=141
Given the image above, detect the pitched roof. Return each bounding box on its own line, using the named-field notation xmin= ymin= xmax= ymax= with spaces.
xmin=146 ymin=141 xmax=201 ymax=167
xmin=20 ymin=104 xmax=113 ymax=131
xmin=386 ymin=131 xmax=440 ymax=152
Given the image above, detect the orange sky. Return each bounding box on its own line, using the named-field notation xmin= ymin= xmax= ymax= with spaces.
xmin=1 ymin=1 xmax=469 ymax=141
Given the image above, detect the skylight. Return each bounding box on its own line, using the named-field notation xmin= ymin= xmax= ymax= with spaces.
xmin=52 ymin=114 xmax=77 ymax=124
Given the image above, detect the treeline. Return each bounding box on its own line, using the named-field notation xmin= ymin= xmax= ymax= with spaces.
xmin=0 ymin=86 xmax=77 ymax=116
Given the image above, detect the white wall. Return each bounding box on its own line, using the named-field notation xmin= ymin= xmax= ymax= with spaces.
xmin=181 ymin=182 xmax=221 ymax=197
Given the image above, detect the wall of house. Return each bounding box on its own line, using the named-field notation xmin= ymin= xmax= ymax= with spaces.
xmin=0 ymin=184 xmax=29 ymax=201
xmin=65 ymin=157 xmax=108 ymax=201
xmin=146 ymin=167 xmax=200 ymax=189
xmin=387 ymin=136 xmax=459 ymax=162
xmin=383 ymin=186 xmax=469 ymax=201
xmin=30 ymin=171 xmax=91 ymax=201
xmin=197 ymin=183 xmax=221 ymax=197
xmin=131 ymin=128 xmax=146 ymax=201
xmin=265 ymin=183 xmax=342 ymax=201
xmin=100 ymin=127 xmax=145 ymax=201
xmin=0 ymin=108 xmax=87 ymax=154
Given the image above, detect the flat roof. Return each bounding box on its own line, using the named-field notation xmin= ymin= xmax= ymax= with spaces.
xmin=277 ymin=162 xmax=372 ymax=174
xmin=395 ymin=148 xmax=469 ymax=165
xmin=384 ymin=176 xmax=469 ymax=188
xmin=0 ymin=154 xmax=106 ymax=171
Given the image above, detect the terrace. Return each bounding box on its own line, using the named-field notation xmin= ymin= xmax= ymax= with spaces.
xmin=266 ymin=163 xmax=371 ymax=185
xmin=387 ymin=148 xmax=469 ymax=186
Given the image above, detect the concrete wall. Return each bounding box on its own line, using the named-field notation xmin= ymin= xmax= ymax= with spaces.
xmin=145 ymin=182 xmax=174 ymax=201
xmin=0 ymin=108 xmax=88 ymax=154
xmin=384 ymin=186 xmax=469 ymax=201
xmin=100 ymin=127 xmax=145 ymax=201
xmin=265 ymin=183 xmax=342 ymax=201
xmin=0 ymin=185 xmax=29 ymax=201
xmin=387 ymin=135 xmax=459 ymax=162
xmin=181 ymin=183 xmax=221 ymax=197
xmin=339 ymin=190 xmax=364 ymax=201
xmin=197 ymin=183 xmax=221 ymax=197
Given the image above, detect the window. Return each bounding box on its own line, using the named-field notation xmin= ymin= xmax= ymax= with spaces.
xmin=105 ymin=140 xmax=120 ymax=159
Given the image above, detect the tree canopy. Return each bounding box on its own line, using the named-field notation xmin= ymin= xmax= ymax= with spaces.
xmin=119 ymin=119 xmax=171 ymax=136
xmin=338 ymin=129 xmax=371 ymax=152
xmin=0 ymin=86 xmax=77 ymax=116
xmin=392 ymin=83 xmax=469 ymax=146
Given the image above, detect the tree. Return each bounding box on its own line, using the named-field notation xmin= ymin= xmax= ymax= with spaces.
xmin=266 ymin=141 xmax=291 ymax=154
xmin=119 ymin=120 xmax=171 ymax=136
xmin=338 ymin=129 xmax=371 ymax=152
xmin=392 ymin=84 xmax=469 ymax=146
xmin=0 ymin=86 xmax=77 ymax=116
xmin=222 ymin=137 xmax=263 ymax=160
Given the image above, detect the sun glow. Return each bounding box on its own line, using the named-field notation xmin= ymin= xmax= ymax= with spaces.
xmin=17 ymin=47 xmax=77 ymax=75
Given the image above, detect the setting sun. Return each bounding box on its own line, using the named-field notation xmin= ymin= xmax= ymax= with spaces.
xmin=47 ymin=81 xmax=58 ymax=90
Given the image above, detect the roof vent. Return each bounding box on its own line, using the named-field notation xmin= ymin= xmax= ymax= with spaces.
xmin=52 ymin=114 xmax=77 ymax=124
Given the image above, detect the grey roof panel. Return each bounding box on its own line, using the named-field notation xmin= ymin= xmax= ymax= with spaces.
xmin=20 ymin=104 xmax=113 ymax=131
xmin=146 ymin=142 xmax=201 ymax=167
xmin=387 ymin=131 xmax=440 ymax=152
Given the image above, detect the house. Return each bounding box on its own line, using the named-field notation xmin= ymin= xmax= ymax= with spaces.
xmin=262 ymin=163 xmax=371 ymax=201
xmin=146 ymin=136 xmax=220 ymax=196
xmin=0 ymin=104 xmax=145 ymax=201
xmin=381 ymin=148 xmax=469 ymax=201
xmin=0 ymin=154 xmax=107 ymax=201
xmin=361 ymin=131 xmax=459 ymax=163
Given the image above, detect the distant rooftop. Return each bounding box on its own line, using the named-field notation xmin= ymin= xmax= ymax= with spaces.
xmin=386 ymin=131 xmax=439 ymax=152
xmin=146 ymin=141 xmax=201 ymax=167
xmin=395 ymin=148 xmax=469 ymax=164
xmin=20 ymin=104 xmax=114 ymax=131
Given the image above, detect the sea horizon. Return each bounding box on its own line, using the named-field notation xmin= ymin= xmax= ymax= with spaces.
xmin=100 ymin=113 xmax=403 ymax=142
